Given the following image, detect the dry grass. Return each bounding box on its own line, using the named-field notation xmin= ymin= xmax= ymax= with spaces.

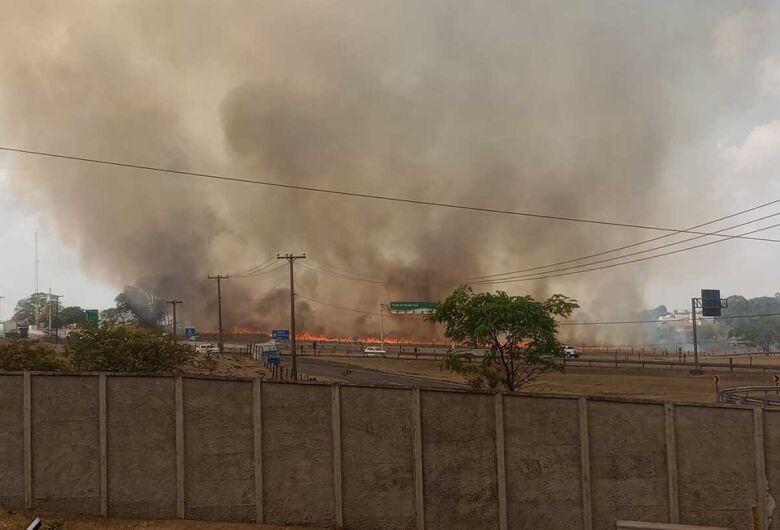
xmin=314 ymin=356 xmax=780 ymax=402
xmin=0 ymin=509 xmax=322 ymax=529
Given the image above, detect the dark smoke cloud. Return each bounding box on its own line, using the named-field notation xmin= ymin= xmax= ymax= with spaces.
xmin=0 ymin=0 xmax=773 ymax=341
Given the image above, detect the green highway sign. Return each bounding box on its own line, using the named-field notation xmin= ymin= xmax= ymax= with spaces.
xmin=389 ymin=301 xmax=436 ymax=314
xmin=85 ymin=309 xmax=99 ymax=328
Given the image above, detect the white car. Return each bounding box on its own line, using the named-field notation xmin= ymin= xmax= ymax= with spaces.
xmin=563 ymin=346 xmax=580 ymax=359
xmin=363 ymin=346 xmax=387 ymax=357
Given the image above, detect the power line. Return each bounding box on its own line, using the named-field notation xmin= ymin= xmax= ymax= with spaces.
xmin=561 ymin=311 xmax=780 ymax=326
xmin=230 ymin=256 xmax=277 ymax=277
xmin=3 ymin=145 xmax=780 ymax=242
xmin=472 ymin=220 xmax=780 ymax=284
xmin=464 ymin=198 xmax=780 ymax=281
xmin=234 ymin=263 xmax=288 ymax=278
xmin=470 ymin=210 xmax=780 ymax=284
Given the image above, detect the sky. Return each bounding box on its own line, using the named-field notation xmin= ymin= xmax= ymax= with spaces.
xmin=1 ymin=1 xmax=780 ymax=331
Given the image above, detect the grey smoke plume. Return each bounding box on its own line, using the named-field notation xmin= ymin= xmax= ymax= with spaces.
xmin=0 ymin=1 xmax=773 ymax=340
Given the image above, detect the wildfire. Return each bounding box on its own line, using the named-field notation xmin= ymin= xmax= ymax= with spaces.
xmin=202 ymin=327 xmax=441 ymax=345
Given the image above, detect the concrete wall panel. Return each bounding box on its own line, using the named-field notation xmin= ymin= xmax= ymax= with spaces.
xmin=421 ymin=391 xmax=498 ymax=530
xmin=31 ymin=375 xmax=100 ymax=514
xmin=504 ymin=395 xmax=582 ymax=530
xmin=0 ymin=375 xmax=23 ymax=508
xmin=107 ymin=376 xmax=176 ymax=518
xmin=676 ymin=405 xmax=755 ymax=529
xmin=589 ymin=400 xmax=668 ymax=527
xmin=341 ymin=386 xmax=416 ymax=529
xmin=262 ymin=383 xmax=334 ymax=527
xmin=183 ymin=378 xmax=255 ymax=521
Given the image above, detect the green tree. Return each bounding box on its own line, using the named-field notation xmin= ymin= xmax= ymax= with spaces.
xmin=13 ymin=292 xmax=48 ymax=323
xmin=729 ymin=318 xmax=780 ymax=353
xmin=58 ymin=306 xmax=85 ymax=326
xmin=115 ymin=287 xmax=165 ymax=328
xmin=430 ymin=286 xmax=578 ymax=391
xmin=66 ymin=323 xmax=194 ymax=372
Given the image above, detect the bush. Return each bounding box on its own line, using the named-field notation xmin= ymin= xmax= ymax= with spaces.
xmin=66 ymin=324 xmax=194 ymax=372
xmin=0 ymin=341 xmax=67 ymax=371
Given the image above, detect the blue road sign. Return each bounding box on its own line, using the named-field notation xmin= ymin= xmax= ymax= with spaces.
xmin=184 ymin=327 xmax=197 ymax=339
xmin=272 ymin=329 xmax=290 ymax=340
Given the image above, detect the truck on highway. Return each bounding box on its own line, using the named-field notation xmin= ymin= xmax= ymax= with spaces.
xmin=252 ymin=342 xmax=281 ymax=366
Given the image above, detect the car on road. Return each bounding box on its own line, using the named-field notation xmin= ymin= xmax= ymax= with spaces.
xmin=196 ymin=342 xmax=220 ymax=355
xmin=563 ymin=346 xmax=580 ymax=359
xmin=363 ymin=346 xmax=387 ymax=357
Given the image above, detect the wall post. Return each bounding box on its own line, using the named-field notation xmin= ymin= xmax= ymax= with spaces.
xmin=578 ymin=397 xmax=592 ymax=530
xmin=413 ymin=388 xmax=425 ymax=530
xmin=23 ymin=371 xmax=32 ymax=509
xmin=99 ymin=374 xmax=108 ymax=517
xmin=754 ymin=407 xmax=768 ymax=530
xmin=331 ymin=383 xmax=343 ymax=527
xmin=175 ymin=375 xmax=185 ymax=518
xmin=495 ymin=393 xmax=508 ymax=530
xmin=253 ymin=377 xmax=264 ymax=523
xmin=664 ymin=403 xmax=679 ymax=523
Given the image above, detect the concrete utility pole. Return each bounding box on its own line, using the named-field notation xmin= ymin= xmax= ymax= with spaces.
xmin=277 ymin=253 xmax=306 ymax=380
xmin=166 ymin=300 xmax=183 ymax=343
xmin=0 ymin=296 xmax=5 ymax=322
xmin=379 ymin=304 xmax=385 ymax=351
xmin=208 ymin=275 xmax=229 ymax=354
xmin=691 ymin=297 xmax=699 ymax=372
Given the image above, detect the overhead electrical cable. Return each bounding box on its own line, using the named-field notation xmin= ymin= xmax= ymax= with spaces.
xmin=464 ymin=197 xmax=780 ymax=281
xmin=3 ymin=145 xmax=780 ymax=242
xmin=229 ymin=255 xmax=277 ymax=277
xmin=471 ymin=220 xmax=780 ymax=284
xmin=470 ymin=210 xmax=780 ymax=284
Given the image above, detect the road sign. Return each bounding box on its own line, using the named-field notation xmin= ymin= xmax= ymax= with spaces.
xmin=84 ymin=309 xmax=99 ymax=328
xmin=389 ymin=301 xmax=436 ymax=315
xmin=713 ymin=375 xmax=720 ymax=385
xmin=701 ymin=289 xmax=723 ymax=317
xmin=272 ymin=329 xmax=290 ymax=340
xmin=774 ymin=375 xmax=779 ymax=385
xmin=184 ymin=327 xmax=197 ymax=339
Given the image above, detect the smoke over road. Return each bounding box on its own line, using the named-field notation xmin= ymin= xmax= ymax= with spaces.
xmin=0 ymin=1 xmax=773 ymax=340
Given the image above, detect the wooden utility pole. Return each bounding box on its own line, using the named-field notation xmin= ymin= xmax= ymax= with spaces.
xmin=208 ymin=275 xmax=229 ymax=354
xmin=277 ymin=253 xmax=306 ymax=380
xmin=166 ymin=300 xmax=183 ymax=343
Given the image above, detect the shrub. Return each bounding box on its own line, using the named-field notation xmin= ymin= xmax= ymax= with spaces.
xmin=0 ymin=341 xmax=68 ymax=371
xmin=65 ymin=323 xmax=194 ymax=372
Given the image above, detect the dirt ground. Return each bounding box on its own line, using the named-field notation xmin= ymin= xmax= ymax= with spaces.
xmin=315 ymin=355 xmax=780 ymax=402
xmin=0 ymin=509 xmax=323 ymax=529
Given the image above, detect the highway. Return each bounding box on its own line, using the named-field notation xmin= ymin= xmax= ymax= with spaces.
xmin=279 ymin=356 xmax=467 ymax=389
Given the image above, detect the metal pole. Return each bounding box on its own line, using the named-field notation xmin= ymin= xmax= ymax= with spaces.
xmin=48 ymin=288 xmax=52 ymax=334
xmin=0 ymin=296 xmax=4 ymax=322
xmin=692 ymin=297 xmax=700 ymax=373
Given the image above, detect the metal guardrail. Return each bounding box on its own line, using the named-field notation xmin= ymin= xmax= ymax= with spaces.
xmin=565 ymin=357 xmax=780 ymax=374
xmin=718 ymin=385 xmax=780 ymax=407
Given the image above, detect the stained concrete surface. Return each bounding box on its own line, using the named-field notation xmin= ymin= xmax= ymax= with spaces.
xmin=0 ymin=375 xmax=23 ymax=509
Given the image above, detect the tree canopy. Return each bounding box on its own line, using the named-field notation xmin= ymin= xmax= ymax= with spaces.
xmin=430 ymin=286 xmax=578 ymax=391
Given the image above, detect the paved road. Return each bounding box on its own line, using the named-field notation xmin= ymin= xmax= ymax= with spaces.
xmin=280 ymin=356 xmax=467 ymax=389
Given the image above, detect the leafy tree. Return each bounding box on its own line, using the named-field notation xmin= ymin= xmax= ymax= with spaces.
xmin=115 ymin=286 xmax=165 ymax=328
xmin=0 ymin=341 xmax=67 ymax=371
xmin=430 ymin=286 xmax=578 ymax=391
xmin=58 ymin=306 xmax=85 ymax=326
xmin=729 ymin=318 xmax=780 ymax=353
xmin=65 ymin=323 xmax=194 ymax=372
xmin=13 ymin=292 xmax=48 ymax=323
xmin=100 ymin=307 xmax=136 ymax=325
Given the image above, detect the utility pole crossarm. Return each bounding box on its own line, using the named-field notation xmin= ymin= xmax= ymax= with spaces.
xmin=277 ymin=253 xmax=306 ymax=380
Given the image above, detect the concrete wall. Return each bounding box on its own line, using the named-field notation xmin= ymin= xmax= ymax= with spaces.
xmin=0 ymin=373 xmax=776 ymax=530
